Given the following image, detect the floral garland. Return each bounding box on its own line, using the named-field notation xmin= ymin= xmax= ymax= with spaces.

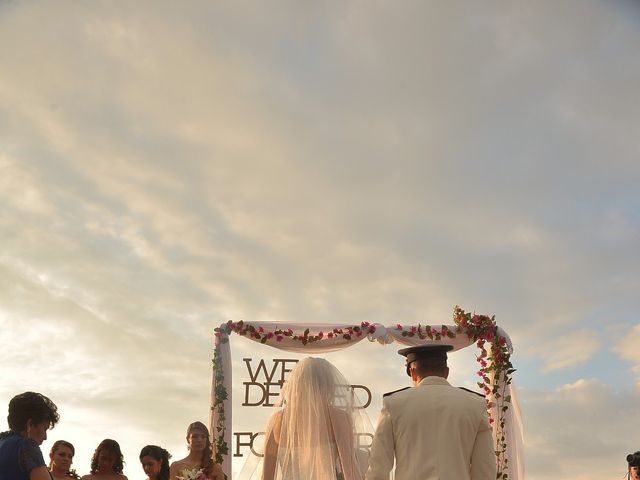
xmin=453 ymin=306 xmax=515 ymax=480
xmin=211 ymin=342 xmax=228 ymax=479
xmin=393 ymin=322 xmax=457 ymax=341
xmin=212 ymin=312 xmax=514 ymax=480
xmin=214 ymin=320 xmax=377 ymax=344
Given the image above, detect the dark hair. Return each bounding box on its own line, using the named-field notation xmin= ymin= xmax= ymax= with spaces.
xmin=413 ymin=357 xmax=448 ymax=378
xmin=90 ymin=439 xmax=124 ymax=474
xmin=628 ymin=451 xmax=640 ymax=468
xmin=140 ymin=445 xmax=171 ymax=480
xmin=49 ymin=440 xmax=75 ymax=468
xmin=7 ymin=392 xmax=59 ymax=432
xmin=186 ymin=421 xmax=214 ymax=477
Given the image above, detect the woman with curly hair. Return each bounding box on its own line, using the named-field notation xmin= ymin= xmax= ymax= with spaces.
xmin=0 ymin=391 xmax=60 ymax=480
xmin=49 ymin=440 xmax=80 ymax=479
xmin=169 ymin=422 xmax=223 ymax=480
xmin=80 ymin=439 xmax=128 ymax=480
xmin=139 ymin=445 xmax=171 ymax=480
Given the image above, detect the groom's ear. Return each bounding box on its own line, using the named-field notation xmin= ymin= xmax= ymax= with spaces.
xmin=410 ymin=366 xmax=419 ymax=383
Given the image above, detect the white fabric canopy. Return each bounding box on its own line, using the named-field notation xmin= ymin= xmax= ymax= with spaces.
xmin=210 ymin=321 xmax=524 ymax=480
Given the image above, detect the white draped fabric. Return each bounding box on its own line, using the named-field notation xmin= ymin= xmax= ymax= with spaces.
xmin=210 ymin=321 xmax=524 ymax=480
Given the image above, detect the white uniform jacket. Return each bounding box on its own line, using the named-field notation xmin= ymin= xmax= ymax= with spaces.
xmin=365 ymin=376 xmax=496 ymax=480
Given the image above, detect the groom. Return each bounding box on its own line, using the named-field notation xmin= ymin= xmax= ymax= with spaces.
xmin=365 ymin=344 xmax=496 ymax=480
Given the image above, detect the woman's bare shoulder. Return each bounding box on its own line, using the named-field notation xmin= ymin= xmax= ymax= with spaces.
xmin=170 ymin=457 xmax=190 ymax=468
xmin=266 ymin=409 xmax=284 ymax=439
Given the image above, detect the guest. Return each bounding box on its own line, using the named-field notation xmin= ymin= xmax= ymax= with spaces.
xmin=0 ymin=391 xmax=60 ymax=480
xmin=627 ymin=451 xmax=640 ymax=480
xmin=169 ymin=422 xmax=223 ymax=480
xmin=139 ymin=445 xmax=170 ymax=480
xmin=49 ymin=440 xmax=79 ymax=479
xmin=80 ymin=439 xmax=128 ymax=480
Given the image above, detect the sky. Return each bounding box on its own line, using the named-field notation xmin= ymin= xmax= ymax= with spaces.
xmin=0 ymin=0 xmax=639 ymax=479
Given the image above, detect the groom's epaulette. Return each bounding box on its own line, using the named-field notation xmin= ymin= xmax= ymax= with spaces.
xmin=383 ymin=387 xmax=410 ymax=398
xmin=459 ymin=387 xmax=485 ymax=398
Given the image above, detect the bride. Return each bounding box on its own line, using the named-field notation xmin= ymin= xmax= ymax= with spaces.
xmin=240 ymin=357 xmax=371 ymax=480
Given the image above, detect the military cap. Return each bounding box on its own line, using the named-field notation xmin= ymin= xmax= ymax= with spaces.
xmin=398 ymin=344 xmax=453 ymax=376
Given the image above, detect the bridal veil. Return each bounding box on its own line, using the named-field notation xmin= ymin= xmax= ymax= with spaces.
xmin=237 ymin=357 xmax=373 ymax=480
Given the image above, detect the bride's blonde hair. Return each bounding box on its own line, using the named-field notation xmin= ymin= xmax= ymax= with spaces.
xmin=282 ymin=357 xmax=338 ymax=406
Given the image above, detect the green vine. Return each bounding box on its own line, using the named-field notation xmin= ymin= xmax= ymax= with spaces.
xmin=453 ymin=306 xmax=515 ymax=480
xmin=212 ymin=342 xmax=228 ymax=475
xmin=214 ymin=320 xmax=377 ymax=344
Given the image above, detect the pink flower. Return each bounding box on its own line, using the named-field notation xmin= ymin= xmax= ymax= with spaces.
xmin=267 ymin=332 xmax=274 ymax=339
xmin=276 ymin=335 xmax=283 ymax=341
xmin=396 ymin=324 xmax=403 ymax=330
xmin=258 ymin=326 xmax=264 ymax=333
xmin=410 ymin=326 xmax=417 ymax=332
xmin=369 ymin=326 xmax=377 ymax=333
xmin=318 ymin=331 xmax=324 ymax=338
xmin=480 ymin=360 xmax=487 ymax=368
xmin=214 ymin=332 xmax=221 ymax=337
xmin=328 ymin=332 xmax=334 ymax=338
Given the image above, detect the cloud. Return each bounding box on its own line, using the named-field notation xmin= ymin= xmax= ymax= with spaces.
xmin=0 ymin=1 xmax=639 ymax=478
xmin=616 ymin=324 xmax=640 ymax=390
xmin=521 ymin=378 xmax=640 ymax=479
xmin=529 ymin=329 xmax=601 ymax=373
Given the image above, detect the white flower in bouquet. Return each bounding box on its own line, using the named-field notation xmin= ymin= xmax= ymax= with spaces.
xmin=176 ymin=467 xmax=205 ymax=480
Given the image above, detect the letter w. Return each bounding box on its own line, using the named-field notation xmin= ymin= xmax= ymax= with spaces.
xmin=243 ymin=358 xmax=280 ymax=383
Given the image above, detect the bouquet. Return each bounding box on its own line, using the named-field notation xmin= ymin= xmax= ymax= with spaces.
xmin=176 ymin=468 xmax=205 ymax=480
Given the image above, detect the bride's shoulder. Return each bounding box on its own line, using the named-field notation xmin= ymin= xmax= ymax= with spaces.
xmin=266 ymin=409 xmax=284 ymax=434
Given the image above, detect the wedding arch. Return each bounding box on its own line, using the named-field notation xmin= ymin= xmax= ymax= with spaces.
xmin=210 ymin=306 xmax=524 ymax=480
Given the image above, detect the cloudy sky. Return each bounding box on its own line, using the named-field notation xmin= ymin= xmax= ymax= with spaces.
xmin=1 ymin=1 xmax=639 ymax=479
